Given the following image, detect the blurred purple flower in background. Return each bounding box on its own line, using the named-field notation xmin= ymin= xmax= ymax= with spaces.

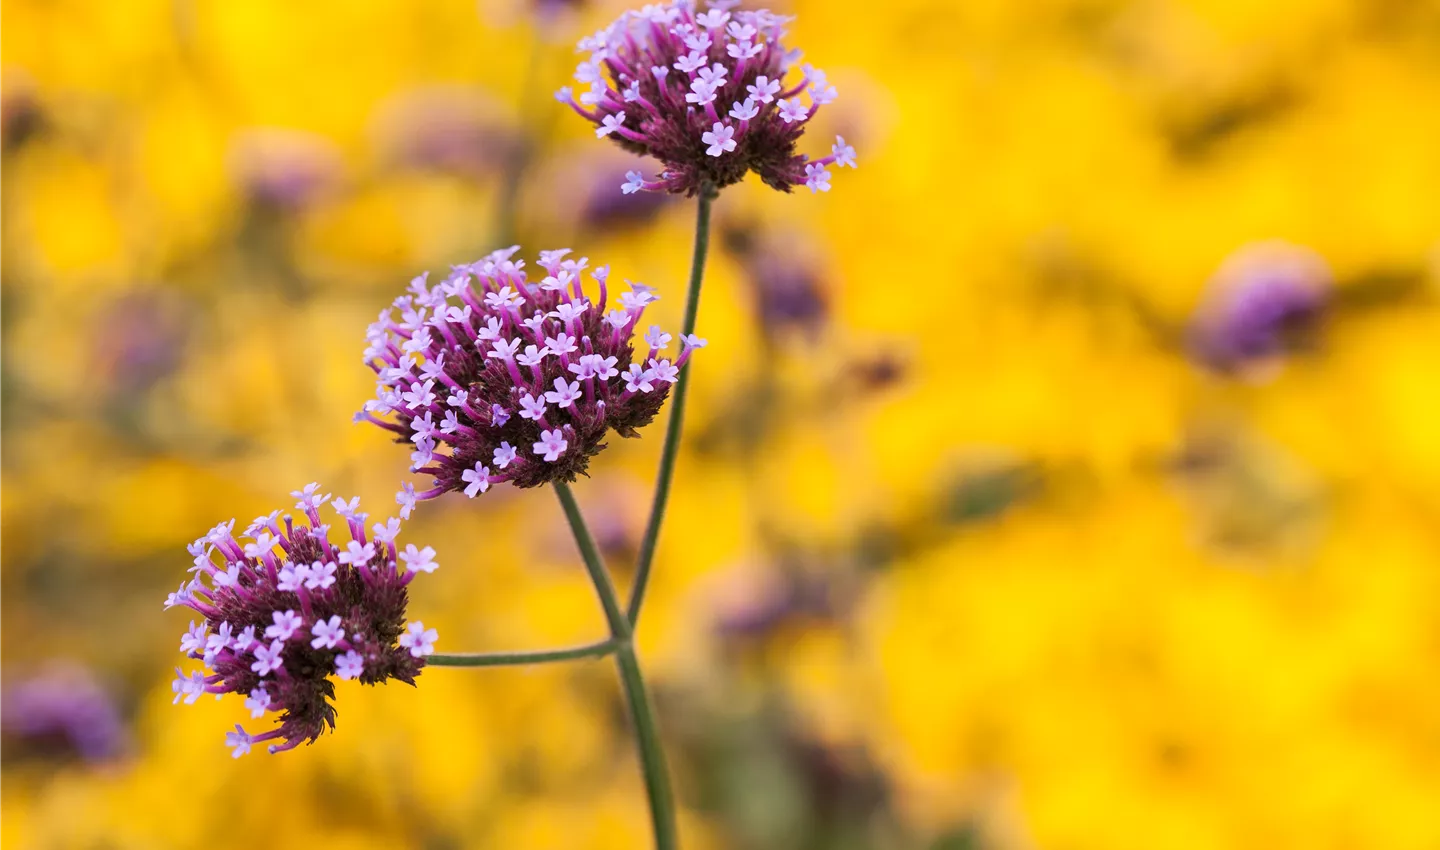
xmin=228 ymin=129 xmax=343 ymax=211
xmin=372 ymin=86 xmax=518 ymax=179
xmin=92 ymin=290 xmax=191 ymax=399
xmin=581 ymin=161 xmax=673 ymax=232
xmin=1188 ymin=241 xmax=1332 ymax=378
xmin=2 ymin=663 xmax=129 ymax=764
xmin=480 ymin=0 xmax=588 ymax=35
xmin=711 ymin=567 xmax=834 ymax=642
xmin=724 ymin=225 xmax=830 ymax=343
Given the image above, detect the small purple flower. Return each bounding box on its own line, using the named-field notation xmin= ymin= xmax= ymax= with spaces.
xmin=225 ymin=725 xmax=254 ymax=758
xmin=534 ymin=429 xmax=569 ymax=462
xmin=803 ymin=162 xmax=831 ymax=193
xmin=245 ymin=687 xmax=271 ymax=718
xmin=623 ymin=364 xmax=655 ymax=393
xmin=702 ymin=122 xmax=737 ymax=157
xmin=172 ymin=668 xmax=208 ymax=704
xmin=305 ymin=560 xmax=337 ymax=590
xmin=558 ymin=1 xmax=855 ymax=197
xmin=648 ymin=359 xmax=680 ymax=384
xmin=335 ymin=651 xmax=366 ymax=681
xmin=544 ymin=377 xmax=582 ymax=409
xmin=397 ymin=483 xmax=418 ymax=519
xmin=398 ymin=622 xmax=438 ymax=658
xmin=166 ymin=489 xmax=436 ymax=756
xmin=179 ymin=621 xmax=207 ymax=655
xmin=1188 ymin=242 xmax=1332 ymax=378
xmin=358 ymin=248 xmax=698 ymax=504
xmin=250 ymin=640 xmax=285 ymax=676
xmin=310 ymin=616 xmax=345 ymax=650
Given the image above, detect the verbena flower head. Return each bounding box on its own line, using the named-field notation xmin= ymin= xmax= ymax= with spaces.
xmin=358 ymin=247 xmax=702 ymax=510
xmin=557 ymin=0 xmax=857 ymax=196
xmin=1188 ymin=241 xmax=1331 ymax=377
xmin=166 ymin=487 xmax=437 ymax=757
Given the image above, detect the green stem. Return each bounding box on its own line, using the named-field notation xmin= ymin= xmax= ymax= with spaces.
xmin=428 ymin=639 xmax=616 ymax=667
xmin=627 ymin=191 xmax=714 ymax=625
xmin=555 ymin=481 xmax=678 ymax=850
xmin=615 ymin=643 xmax=676 ymax=847
xmin=556 ymin=481 xmax=632 ymax=639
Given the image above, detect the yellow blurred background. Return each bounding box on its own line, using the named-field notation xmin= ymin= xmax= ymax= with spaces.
xmin=4 ymin=0 xmax=1440 ymax=847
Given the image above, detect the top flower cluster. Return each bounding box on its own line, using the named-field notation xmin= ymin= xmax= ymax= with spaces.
xmin=558 ymin=0 xmax=856 ymax=196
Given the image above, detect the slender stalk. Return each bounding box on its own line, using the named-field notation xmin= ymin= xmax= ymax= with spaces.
xmin=428 ymin=639 xmax=616 ymax=668
xmin=555 ymin=481 xmax=678 ymax=850
xmin=555 ymin=481 xmax=632 ymax=639
xmin=627 ymin=191 xmax=714 ymax=625
xmin=614 ymin=643 xmax=676 ymax=847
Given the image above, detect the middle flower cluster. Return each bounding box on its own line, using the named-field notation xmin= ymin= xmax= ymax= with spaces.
xmin=359 ymin=247 xmax=702 ymax=510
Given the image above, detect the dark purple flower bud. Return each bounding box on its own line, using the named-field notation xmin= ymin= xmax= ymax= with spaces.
xmin=1 ymin=663 xmax=129 ymax=764
xmin=229 ymin=130 xmax=342 ymax=211
xmin=1188 ymin=242 xmax=1331 ymax=377
xmin=358 ymin=248 xmax=701 ymax=511
xmin=166 ymin=487 xmax=437 ymax=757
xmin=558 ymin=1 xmax=856 ymax=197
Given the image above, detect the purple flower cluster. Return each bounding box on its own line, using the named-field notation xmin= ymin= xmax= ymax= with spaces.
xmin=558 ymin=0 xmax=857 ymax=196
xmin=1188 ymin=242 xmax=1331 ymax=376
xmin=357 ymin=246 xmax=702 ymax=513
xmin=166 ymin=485 xmax=438 ymax=757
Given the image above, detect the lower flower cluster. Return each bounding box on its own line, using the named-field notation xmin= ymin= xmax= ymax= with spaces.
xmin=166 ymin=484 xmax=438 ymax=757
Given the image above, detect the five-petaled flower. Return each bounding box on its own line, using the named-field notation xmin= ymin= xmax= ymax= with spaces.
xmin=357 ymin=247 xmax=701 ymax=508
xmin=534 ymin=429 xmax=569 ymax=462
xmin=558 ymin=0 xmax=857 ymax=196
xmin=399 ymin=622 xmax=439 ymax=658
xmin=167 ymin=489 xmax=436 ymax=756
